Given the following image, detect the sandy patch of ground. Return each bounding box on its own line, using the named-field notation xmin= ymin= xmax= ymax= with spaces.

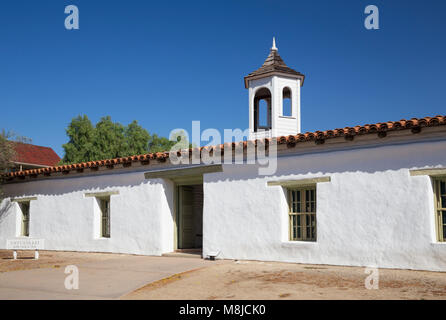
xmin=123 ymin=260 xmax=446 ymax=300
xmin=0 ymin=250 xmax=134 ymax=273
xmin=2 ymin=250 xmax=445 ymax=300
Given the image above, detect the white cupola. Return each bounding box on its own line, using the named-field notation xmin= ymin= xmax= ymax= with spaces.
xmin=244 ymin=38 xmax=305 ymax=140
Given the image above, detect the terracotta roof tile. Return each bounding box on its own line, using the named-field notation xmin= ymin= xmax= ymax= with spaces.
xmin=12 ymin=142 xmax=60 ymax=167
xmin=3 ymin=115 xmax=446 ymax=180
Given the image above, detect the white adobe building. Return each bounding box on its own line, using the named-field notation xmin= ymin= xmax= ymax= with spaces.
xmin=1 ymin=40 xmax=446 ymax=271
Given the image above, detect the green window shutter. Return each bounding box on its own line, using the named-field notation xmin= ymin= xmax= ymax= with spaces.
xmin=99 ymin=198 xmax=111 ymax=238
xmin=19 ymin=202 xmax=30 ymax=237
xmin=288 ymin=187 xmax=316 ymax=242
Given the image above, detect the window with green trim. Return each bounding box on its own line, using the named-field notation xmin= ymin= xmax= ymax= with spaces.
xmin=19 ymin=202 xmax=30 ymax=237
xmin=434 ymin=178 xmax=446 ymax=242
xmin=288 ymin=187 xmax=316 ymax=241
xmin=99 ymin=197 xmax=111 ymax=238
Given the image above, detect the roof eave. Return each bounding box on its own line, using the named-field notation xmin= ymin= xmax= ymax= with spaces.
xmin=11 ymin=161 xmax=52 ymax=168
xmin=244 ymin=72 xmax=305 ymax=89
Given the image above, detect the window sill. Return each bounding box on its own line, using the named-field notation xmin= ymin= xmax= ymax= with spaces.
xmin=95 ymin=237 xmax=111 ymax=240
xmin=281 ymin=241 xmax=317 ymax=248
xmin=430 ymin=242 xmax=446 ymax=246
xmin=278 ymin=116 xmax=296 ymax=119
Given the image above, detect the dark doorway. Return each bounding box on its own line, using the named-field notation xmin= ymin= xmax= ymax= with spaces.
xmin=177 ymin=184 xmax=203 ymax=249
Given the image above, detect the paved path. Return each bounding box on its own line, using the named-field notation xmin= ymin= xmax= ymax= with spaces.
xmin=0 ymin=255 xmax=218 ymax=299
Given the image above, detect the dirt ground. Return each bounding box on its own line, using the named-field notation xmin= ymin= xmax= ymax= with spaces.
xmin=123 ymin=260 xmax=446 ymax=300
xmin=0 ymin=250 xmax=132 ymax=273
xmin=2 ymin=250 xmax=446 ymax=300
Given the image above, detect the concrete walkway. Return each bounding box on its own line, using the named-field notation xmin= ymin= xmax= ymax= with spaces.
xmin=0 ymin=255 xmax=218 ymax=299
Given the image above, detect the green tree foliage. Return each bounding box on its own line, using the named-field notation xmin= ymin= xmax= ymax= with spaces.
xmin=148 ymin=133 xmax=176 ymax=153
xmin=124 ymin=120 xmax=151 ymax=155
xmin=62 ymin=115 xmax=187 ymax=164
xmin=149 ymin=130 xmax=193 ymax=153
xmin=0 ymin=130 xmax=31 ymax=199
xmin=93 ymin=116 xmax=127 ymax=160
xmin=0 ymin=133 xmax=16 ymax=175
xmin=62 ymin=115 xmax=96 ymax=163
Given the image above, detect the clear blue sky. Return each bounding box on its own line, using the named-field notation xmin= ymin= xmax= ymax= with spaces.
xmin=1 ymin=0 xmax=445 ymax=157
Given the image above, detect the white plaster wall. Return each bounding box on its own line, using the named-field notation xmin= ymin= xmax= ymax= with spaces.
xmin=272 ymin=76 xmax=300 ymax=136
xmin=203 ymin=138 xmax=446 ymax=271
xmin=249 ymin=77 xmax=273 ymax=140
xmin=0 ymin=171 xmax=175 ymax=256
xmin=2 ymin=136 xmax=446 ymax=271
xmin=248 ymin=76 xmax=301 ymax=139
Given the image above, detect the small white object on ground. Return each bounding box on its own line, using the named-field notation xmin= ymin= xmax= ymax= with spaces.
xmin=207 ymin=251 xmax=220 ymax=261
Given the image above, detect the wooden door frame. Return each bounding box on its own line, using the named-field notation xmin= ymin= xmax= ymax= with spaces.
xmin=173 ymin=177 xmax=204 ymax=250
xmin=143 ymin=164 xmax=222 ymax=251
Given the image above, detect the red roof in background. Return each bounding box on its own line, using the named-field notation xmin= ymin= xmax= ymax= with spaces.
xmin=12 ymin=142 xmax=61 ymax=167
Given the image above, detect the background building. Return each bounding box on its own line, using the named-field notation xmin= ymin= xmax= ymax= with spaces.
xmin=9 ymin=142 xmax=60 ymax=172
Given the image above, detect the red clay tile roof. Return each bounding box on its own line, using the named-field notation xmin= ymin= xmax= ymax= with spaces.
xmin=12 ymin=142 xmax=61 ymax=167
xmin=3 ymin=115 xmax=446 ymax=180
xmin=244 ymin=48 xmax=305 ymax=88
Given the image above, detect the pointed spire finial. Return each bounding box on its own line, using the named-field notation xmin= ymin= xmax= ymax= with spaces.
xmin=271 ymin=37 xmax=278 ymax=51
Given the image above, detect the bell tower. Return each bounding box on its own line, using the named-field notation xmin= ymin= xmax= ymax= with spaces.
xmin=244 ymin=38 xmax=305 ymax=140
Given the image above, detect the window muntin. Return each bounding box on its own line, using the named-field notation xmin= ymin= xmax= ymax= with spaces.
xmin=434 ymin=178 xmax=446 ymax=242
xmin=99 ymin=198 xmax=111 ymax=238
xmin=19 ymin=202 xmax=30 ymax=237
xmin=288 ymin=188 xmax=316 ymax=241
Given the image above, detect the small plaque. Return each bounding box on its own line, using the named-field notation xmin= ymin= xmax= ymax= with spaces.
xmin=6 ymin=239 xmax=44 ymax=250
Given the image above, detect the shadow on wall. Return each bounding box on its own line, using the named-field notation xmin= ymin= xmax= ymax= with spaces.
xmin=1 ymin=170 xmax=157 ymax=199
xmin=0 ymin=198 xmax=13 ymax=224
xmin=162 ymin=178 xmax=175 ymax=230
xmin=204 ymin=139 xmax=446 ymax=184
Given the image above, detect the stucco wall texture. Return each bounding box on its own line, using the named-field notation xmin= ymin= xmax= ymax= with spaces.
xmin=1 ymin=138 xmax=446 ymax=271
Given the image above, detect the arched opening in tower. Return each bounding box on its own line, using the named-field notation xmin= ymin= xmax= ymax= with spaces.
xmin=254 ymin=87 xmax=272 ymax=132
xmin=282 ymin=87 xmax=292 ymax=117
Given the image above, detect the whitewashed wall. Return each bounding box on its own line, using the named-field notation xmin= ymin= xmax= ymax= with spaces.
xmin=0 ymin=171 xmax=175 ymax=256
xmin=1 ymin=136 xmax=446 ymax=271
xmin=203 ymin=138 xmax=446 ymax=271
xmin=248 ymin=76 xmax=301 ymax=140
